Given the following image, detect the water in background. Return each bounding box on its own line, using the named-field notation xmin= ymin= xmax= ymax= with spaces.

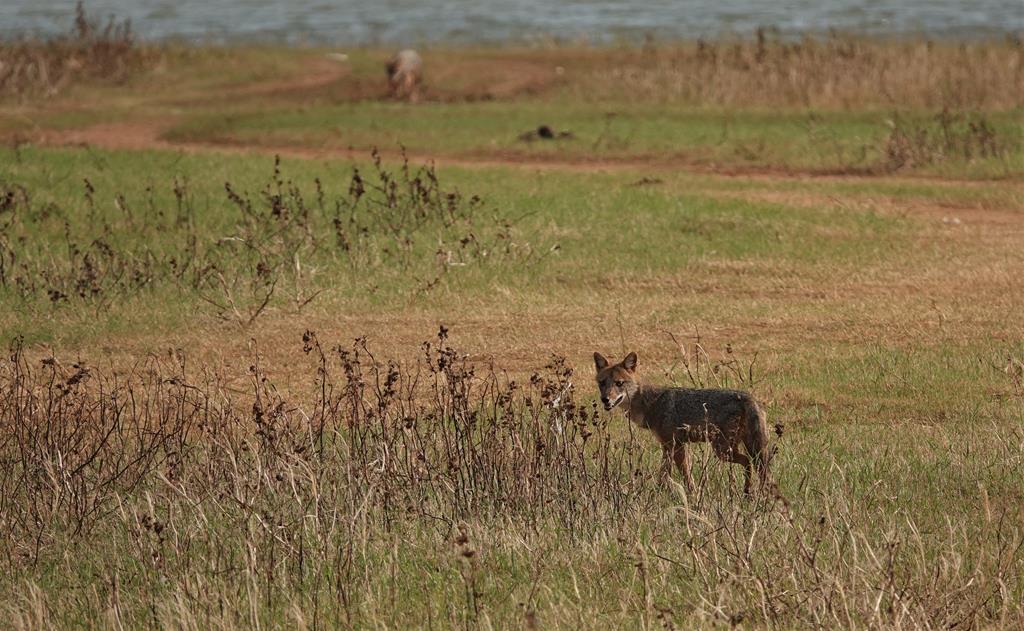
xmin=2 ymin=1 xmax=1021 ymax=44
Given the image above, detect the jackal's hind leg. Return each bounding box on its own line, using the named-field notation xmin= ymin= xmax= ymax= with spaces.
xmin=711 ymin=436 xmax=754 ymax=494
xmin=743 ymin=434 xmax=770 ymax=488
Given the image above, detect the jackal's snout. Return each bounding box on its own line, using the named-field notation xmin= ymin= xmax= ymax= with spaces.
xmin=602 ymin=394 xmax=624 ymax=411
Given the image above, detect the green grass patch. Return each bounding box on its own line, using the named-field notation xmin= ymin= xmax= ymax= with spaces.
xmin=0 ymin=146 xmax=919 ymax=343
xmin=166 ymin=103 xmax=1023 ymax=176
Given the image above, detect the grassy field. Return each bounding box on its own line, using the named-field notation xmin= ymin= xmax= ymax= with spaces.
xmin=1 ymin=20 xmax=1024 ymax=629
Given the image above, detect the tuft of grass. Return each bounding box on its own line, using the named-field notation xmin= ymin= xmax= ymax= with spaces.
xmin=0 ymin=2 xmax=152 ymax=101
xmin=882 ymin=108 xmax=1021 ymax=172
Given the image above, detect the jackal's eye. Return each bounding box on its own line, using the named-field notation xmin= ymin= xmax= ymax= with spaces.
xmin=614 ymin=380 xmax=623 ymax=387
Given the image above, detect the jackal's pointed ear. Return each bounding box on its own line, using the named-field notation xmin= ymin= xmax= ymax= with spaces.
xmin=622 ymin=352 xmax=638 ymax=372
xmin=593 ymin=352 xmax=609 ymax=371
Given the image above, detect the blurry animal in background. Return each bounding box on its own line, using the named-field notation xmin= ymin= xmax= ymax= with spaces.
xmin=386 ymin=49 xmax=423 ymax=101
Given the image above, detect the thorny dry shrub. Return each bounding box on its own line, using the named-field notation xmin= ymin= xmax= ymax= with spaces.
xmin=0 ymin=3 xmax=152 ymax=100
xmin=1 ymin=329 xmax=1022 ymax=628
xmin=0 ymin=151 xmax=540 ymax=324
xmin=574 ymin=30 xmax=1024 ymax=110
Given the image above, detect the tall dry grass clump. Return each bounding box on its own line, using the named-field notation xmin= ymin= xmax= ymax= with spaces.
xmin=882 ymin=107 xmax=1019 ymax=170
xmin=1 ymin=330 xmax=1021 ymax=628
xmin=0 ymin=2 xmax=150 ymax=100
xmin=575 ymin=30 xmax=1024 ymax=110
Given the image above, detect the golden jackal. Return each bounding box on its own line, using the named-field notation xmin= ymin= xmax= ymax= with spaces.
xmin=594 ymin=351 xmax=771 ymax=494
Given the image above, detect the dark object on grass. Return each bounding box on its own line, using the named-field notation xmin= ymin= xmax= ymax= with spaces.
xmin=518 ymin=125 xmax=575 ymax=142
xmin=630 ymin=177 xmax=664 ymax=187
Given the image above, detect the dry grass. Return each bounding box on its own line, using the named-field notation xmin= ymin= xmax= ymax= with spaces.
xmin=567 ymin=31 xmax=1024 ymax=110
xmin=2 ymin=329 xmax=1021 ymax=628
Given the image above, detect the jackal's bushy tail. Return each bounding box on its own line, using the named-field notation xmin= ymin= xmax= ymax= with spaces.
xmin=744 ymin=398 xmax=771 ymax=480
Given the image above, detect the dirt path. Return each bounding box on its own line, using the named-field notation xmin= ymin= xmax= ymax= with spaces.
xmin=48 ymin=121 xmax=176 ymax=152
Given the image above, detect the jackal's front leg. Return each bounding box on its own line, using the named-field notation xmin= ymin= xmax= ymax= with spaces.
xmin=659 ymin=444 xmax=674 ymax=484
xmin=671 ymin=442 xmax=694 ymax=492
